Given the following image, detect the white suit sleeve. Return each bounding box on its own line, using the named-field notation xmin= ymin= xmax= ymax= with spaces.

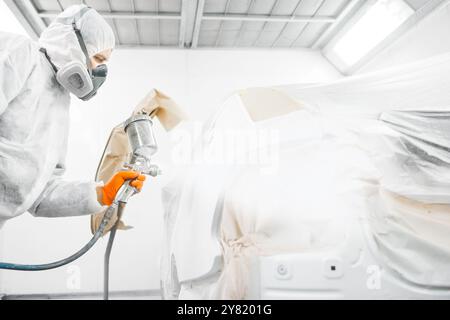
xmin=0 ymin=37 xmax=35 ymax=116
xmin=29 ymin=165 xmax=104 ymax=217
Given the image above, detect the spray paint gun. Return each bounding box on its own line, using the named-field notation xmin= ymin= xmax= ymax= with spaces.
xmin=0 ymin=89 xmax=186 ymax=299
xmin=0 ymin=113 xmax=162 ymax=274
xmin=102 ymin=113 xmax=164 ymax=300
xmin=113 ymin=114 xmax=162 ymax=205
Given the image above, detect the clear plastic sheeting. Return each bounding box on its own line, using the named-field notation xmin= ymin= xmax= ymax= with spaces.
xmin=375 ymin=111 xmax=450 ymax=203
xmin=161 ymin=52 xmax=450 ymax=299
xmin=276 ymin=52 xmax=450 ymax=119
xmin=368 ymin=188 xmax=450 ymax=287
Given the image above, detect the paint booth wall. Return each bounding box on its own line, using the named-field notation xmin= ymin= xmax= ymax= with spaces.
xmin=0 ymin=48 xmax=340 ymax=296
xmin=359 ymin=2 xmax=450 ymax=73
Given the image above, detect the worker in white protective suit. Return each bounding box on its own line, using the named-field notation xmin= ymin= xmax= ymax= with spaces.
xmin=0 ymin=5 xmax=146 ymax=229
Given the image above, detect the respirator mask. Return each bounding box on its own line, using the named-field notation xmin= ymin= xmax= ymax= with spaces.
xmin=40 ymin=8 xmax=108 ymax=101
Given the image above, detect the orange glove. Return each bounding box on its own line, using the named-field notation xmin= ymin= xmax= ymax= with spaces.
xmin=101 ymin=171 xmax=146 ymax=206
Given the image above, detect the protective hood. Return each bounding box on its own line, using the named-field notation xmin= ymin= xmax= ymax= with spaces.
xmin=38 ymin=4 xmax=115 ymax=70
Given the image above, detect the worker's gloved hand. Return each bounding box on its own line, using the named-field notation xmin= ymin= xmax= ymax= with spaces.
xmin=100 ymin=171 xmax=146 ymax=206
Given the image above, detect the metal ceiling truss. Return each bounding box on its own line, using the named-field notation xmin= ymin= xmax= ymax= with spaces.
xmin=3 ymin=0 xmax=446 ymax=56
xmin=190 ymin=0 xmax=347 ymax=49
xmin=5 ymin=0 xmax=358 ymax=49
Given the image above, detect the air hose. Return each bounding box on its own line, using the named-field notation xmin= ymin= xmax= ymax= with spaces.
xmin=0 ymin=203 xmax=118 ymax=271
xmin=0 ymin=114 xmax=158 ymax=300
xmin=103 ymin=202 xmax=126 ymax=300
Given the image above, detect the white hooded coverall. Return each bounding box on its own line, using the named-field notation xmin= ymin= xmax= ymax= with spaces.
xmin=0 ymin=5 xmax=115 ymax=228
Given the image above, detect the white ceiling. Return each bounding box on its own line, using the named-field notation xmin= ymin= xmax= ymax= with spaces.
xmin=4 ymin=0 xmax=439 ymax=50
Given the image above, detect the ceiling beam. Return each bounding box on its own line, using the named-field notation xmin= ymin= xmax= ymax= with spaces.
xmin=156 ymin=0 xmax=160 ymax=46
xmin=4 ymin=0 xmax=46 ymax=39
xmin=130 ymin=0 xmax=141 ymax=45
xmin=252 ymin=0 xmax=281 ymax=46
xmin=289 ymin=0 xmax=326 ymax=47
xmin=202 ymin=13 xmax=336 ymax=23
xmin=233 ymin=0 xmax=256 ymax=47
xmin=37 ymin=11 xmax=181 ymax=20
xmin=178 ymin=0 xmax=189 ymax=48
xmin=271 ymin=0 xmax=304 ymax=47
xmin=191 ymin=0 xmax=205 ymax=48
xmin=105 ymin=0 xmax=121 ymax=46
xmin=311 ymin=0 xmax=364 ymax=50
xmin=214 ymin=0 xmax=231 ymax=47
